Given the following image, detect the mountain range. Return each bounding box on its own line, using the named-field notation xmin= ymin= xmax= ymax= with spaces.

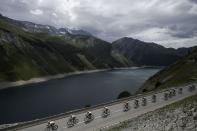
xmin=0 ymin=13 xmax=195 ymax=82
xmin=0 ymin=14 xmax=131 ymax=82
xmin=0 ymin=13 xmax=92 ymax=37
xmin=112 ymin=37 xmax=194 ymax=66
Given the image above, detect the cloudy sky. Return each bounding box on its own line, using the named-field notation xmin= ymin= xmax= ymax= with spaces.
xmin=0 ymin=0 xmax=197 ymax=48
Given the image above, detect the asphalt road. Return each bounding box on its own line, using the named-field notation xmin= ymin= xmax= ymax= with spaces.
xmin=7 ymin=83 xmax=197 ymax=131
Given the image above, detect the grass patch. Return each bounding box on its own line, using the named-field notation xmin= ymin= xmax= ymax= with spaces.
xmin=111 ymin=51 xmax=131 ymax=66
xmin=77 ymin=54 xmax=96 ymax=69
xmin=139 ymin=49 xmax=197 ymax=93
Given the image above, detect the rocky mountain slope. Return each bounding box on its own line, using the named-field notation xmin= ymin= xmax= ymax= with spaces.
xmin=105 ymin=94 xmax=197 ymax=131
xmin=0 ymin=13 xmax=91 ymax=36
xmin=138 ymin=48 xmax=197 ymax=93
xmin=112 ymin=37 xmax=193 ymax=66
xmin=0 ymin=14 xmax=131 ymax=82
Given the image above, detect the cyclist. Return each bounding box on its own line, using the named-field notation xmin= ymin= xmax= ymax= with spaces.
xmin=152 ymin=94 xmax=156 ymax=103
xmin=102 ymin=107 xmax=110 ymax=117
xmin=124 ymin=102 xmax=130 ymax=111
xmin=142 ymin=97 xmax=147 ymax=106
xmin=47 ymin=121 xmax=58 ymax=130
xmin=67 ymin=115 xmax=78 ymax=127
xmin=84 ymin=111 xmax=94 ymax=123
xmin=164 ymin=92 xmax=168 ymax=101
xmin=178 ymin=88 xmax=183 ymax=94
xmin=134 ymin=99 xmax=139 ymax=109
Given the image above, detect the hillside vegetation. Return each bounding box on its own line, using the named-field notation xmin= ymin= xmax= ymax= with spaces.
xmin=0 ymin=15 xmax=131 ymax=82
xmin=138 ymin=48 xmax=197 ymax=93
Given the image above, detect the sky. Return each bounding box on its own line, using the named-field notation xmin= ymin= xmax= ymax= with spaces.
xmin=0 ymin=0 xmax=197 ymax=48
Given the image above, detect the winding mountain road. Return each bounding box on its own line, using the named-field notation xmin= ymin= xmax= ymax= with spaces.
xmin=4 ymin=83 xmax=197 ymax=131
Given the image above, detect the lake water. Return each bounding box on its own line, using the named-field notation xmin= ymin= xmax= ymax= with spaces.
xmin=0 ymin=67 xmax=161 ymax=124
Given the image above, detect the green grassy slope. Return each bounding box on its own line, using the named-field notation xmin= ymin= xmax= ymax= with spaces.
xmin=138 ymin=48 xmax=197 ymax=93
xmin=0 ymin=17 xmax=131 ymax=82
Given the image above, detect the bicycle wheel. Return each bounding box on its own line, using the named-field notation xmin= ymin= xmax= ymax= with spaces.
xmin=74 ymin=119 xmax=79 ymax=124
xmin=67 ymin=121 xmax=73 ymax=127
xmin=52 ymin=125 xmax=58 ymax=130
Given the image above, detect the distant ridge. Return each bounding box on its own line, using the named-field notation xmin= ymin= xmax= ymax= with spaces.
xmin=112 ymin=37 xmax=194 ymax=66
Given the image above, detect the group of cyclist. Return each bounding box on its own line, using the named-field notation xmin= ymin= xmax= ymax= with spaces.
xmin=164 ymin=88 xmax=177 ymax=100
xmin=46 ymin=97 xmax=152 ymax=130
xmin=164 ymin=85 xmax=196 ymax=100
xmin=46 ymin=85 xmax=196 ymax=130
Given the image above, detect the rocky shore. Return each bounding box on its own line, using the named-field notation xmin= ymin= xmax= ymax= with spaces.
xmin=0 ymin=69 xmax=109 ymax=90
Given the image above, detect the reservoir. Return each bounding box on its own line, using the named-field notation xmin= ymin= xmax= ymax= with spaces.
xmin=0 ymin=67 xmax=161 ymax=124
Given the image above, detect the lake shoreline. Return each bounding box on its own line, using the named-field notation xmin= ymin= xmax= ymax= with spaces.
xmin=0 ymin=66 xmax=163 ymax=90
xmin=0 ymin=67 xmax=161 ymax=126
xmin=0 ymin=67 xmax=147 ymax=90
xmin=0 ymin=69 xmax=109 ymax=90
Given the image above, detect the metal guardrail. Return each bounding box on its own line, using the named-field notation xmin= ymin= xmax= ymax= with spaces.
xmin=1 ymin=82 xmax=196 ymax=131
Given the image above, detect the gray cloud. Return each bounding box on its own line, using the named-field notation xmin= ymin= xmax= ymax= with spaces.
xmin=190 ymin=0 xmax=197 ymax=4
xmin=0 ymin=0 xmax=197 ymax=48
